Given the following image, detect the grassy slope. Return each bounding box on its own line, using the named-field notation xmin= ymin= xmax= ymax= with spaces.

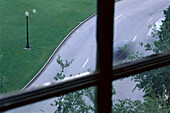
xmin=0 ymin=0 xmax=96 ymax=93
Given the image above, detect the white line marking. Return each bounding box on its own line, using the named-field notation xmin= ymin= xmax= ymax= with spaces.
xmin=82 ymin=59 xmax=89 ymax=68
xmin=144 ymin=0 xmax=152 ymax=4
xmin=114 ymin=14 xmax=123 ymax=20
xmin=148 ymin=17 xmax=153 ymax=22
xmin=133 ymin=36 xmax=137 ymax=41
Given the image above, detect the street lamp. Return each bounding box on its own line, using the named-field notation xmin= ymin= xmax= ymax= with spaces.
xmin=25 ymin=10 xmax=30 ymax=49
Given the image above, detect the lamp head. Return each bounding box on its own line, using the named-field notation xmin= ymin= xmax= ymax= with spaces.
xmin=25 ymin=10 xmax=29 ymax=17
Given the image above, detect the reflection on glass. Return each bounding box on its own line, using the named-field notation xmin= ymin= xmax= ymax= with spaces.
xmin=113 ymin=0 xmax=169 ymax=66
xmin=6 ymin=87 xmax=95 ymax=113
xmin=112 ymin=66 xmax=170 ymax=112
xmin=0 ymin=0 xmax=96 ymax=95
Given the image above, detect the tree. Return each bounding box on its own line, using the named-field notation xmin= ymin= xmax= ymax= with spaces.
xmin=42 ymin=6 xmax=170 ymax=113
xmin=41 ymin=55 xmax=117 ymax=113
xmin=56 ymin=55 xmax=74 ymax=73
xmin=112 ymin=6 xmax=170 ymax=112
xmin=112 ymin=94 xmax=170 ymax=113
xmin=41 ymin=55 xmax=95 ymax=113
xmin=131 ymin=6 xmax=170 ymax=107
xmin=142 ymin=5 xmax=170 ymax=53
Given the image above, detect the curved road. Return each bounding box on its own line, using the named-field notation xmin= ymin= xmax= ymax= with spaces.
xmin=7 ymin=0 xmax=170 ymax=112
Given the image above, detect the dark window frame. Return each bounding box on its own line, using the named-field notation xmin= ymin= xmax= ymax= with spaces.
xmin=0 ymin=0 xmax=170 ymax=112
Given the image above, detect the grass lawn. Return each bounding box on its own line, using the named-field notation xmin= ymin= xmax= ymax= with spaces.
xmin=0 ymin=0 xmax=96 ymax=94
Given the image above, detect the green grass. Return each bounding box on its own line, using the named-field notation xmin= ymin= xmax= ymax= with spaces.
xmin=0 ymin=0 xmax=96 ymax=93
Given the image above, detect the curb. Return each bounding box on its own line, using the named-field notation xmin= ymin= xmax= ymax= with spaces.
xmin=21 ymin=13 xmax=97 ymax=90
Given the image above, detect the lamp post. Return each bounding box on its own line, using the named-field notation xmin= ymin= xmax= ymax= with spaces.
xmin=25 ymin=10 xmax=30 ymax=49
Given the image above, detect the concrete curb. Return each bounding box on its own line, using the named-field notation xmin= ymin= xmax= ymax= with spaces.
xmin=21 ymin=13 xmax=97 ymax=90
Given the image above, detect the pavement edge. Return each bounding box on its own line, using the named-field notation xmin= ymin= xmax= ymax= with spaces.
xmin=21 ymin=13 xmax=97 ymax=90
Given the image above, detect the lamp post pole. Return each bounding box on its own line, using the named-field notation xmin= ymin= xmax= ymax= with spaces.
xmin=25 ymin=10 xmax=30 ymax=49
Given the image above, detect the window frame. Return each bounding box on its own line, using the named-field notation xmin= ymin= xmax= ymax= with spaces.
xmin=0 ymin=0 xmax=170 ymax=112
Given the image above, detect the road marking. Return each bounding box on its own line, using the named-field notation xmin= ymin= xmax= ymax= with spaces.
xmin=114 ymin=14 xmax=123 ymax=20
xmin=148 ymin=17 xmax=153 ymax=22
xmin=133 ymin=36 xmax=137 ymax=41
xmin=82 ymin=59 xmax=89 ymax=68
xmin=144 ymin=0 xmax=152 ymax=4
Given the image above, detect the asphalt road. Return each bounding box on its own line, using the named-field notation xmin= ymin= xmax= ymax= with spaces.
xmin=7 ymin=0 xmax=170 ymax=112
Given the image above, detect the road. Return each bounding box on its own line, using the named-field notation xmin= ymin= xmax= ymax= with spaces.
xmin=7 ymin=0 xmax=170 ymax=112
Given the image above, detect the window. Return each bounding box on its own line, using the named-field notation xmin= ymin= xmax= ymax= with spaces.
xmin=0 ymin=0 xmax=169 ymax=113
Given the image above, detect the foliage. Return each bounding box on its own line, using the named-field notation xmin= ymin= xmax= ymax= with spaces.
xmin=42 ymin=7 xmax=170 ymax=113
xmin=51 ymin=55 xmax=95 ymax=113
xmin=41 ymin=55 xmax=116 ymax=113
xmin=112 ymin=6 xmax=170 ymax=112
xmin=56 ymin=55 xmax=74 ymax=73
xmin=112 ymin=94 xmax=170 ymax=113
xmin=142 ymin=89 xmax=170 ymax=113
xmin=51 ymin=88 xmax=95 ymax=113
xmin=112 ymin=98 xmax=143 ymax=113
xmin=132 ymin=66 xmax=170 ymax=106
xmin=130 ymin=6 xmax=170 ymax=108
xmin=141 ymin=6 xmax=170 ymax=53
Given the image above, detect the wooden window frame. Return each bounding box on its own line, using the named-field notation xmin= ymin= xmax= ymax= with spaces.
xmin=0 ymin=0 xmax=170 ymax=112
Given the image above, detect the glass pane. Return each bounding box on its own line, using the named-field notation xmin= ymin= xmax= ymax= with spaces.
xmin=113 ymin=0 xmax=169 ymax=66
xmin=5 ymin=86 xmax=95 ymax=113
xmin=112 ymin=65 xmax=170 ymax=112
xmin=0 ymin=0 xmax=96 ymax=95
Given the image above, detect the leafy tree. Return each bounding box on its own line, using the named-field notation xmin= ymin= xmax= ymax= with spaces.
xmin=42 ymin=6 xmax=170 ymax=113
xmin=112 ymin=98 xmax=143 ymax=113
xmin=56 ymin=55 xmax=74 ymax=73
xmin=142 ymin=5 xmax=170 ymax=53
xmin=131 ymin=6 xmax=170 ymax=107
xmin=112 ymin=93 xmax=170 ymax=113
xmin=51 ymin=55 xmax=94 ymax=113
xmin=41 ymin=55 xmax=117 ymax=113
xmin=132 ymin=65 xmax=170 ymax=106
xmin=112 ymin=6 xmax=170 ymax=112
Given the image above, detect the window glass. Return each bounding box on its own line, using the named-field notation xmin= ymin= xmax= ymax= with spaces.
xmin=0 ymin=0 xmax=96 ymax=95
xmin=113 ymin=0 xmax=169 ymax=66
xmin=112 ymin=65 xmax=170 ymax=112
xmin=5 ymin=86 xmax=96 ymax=113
